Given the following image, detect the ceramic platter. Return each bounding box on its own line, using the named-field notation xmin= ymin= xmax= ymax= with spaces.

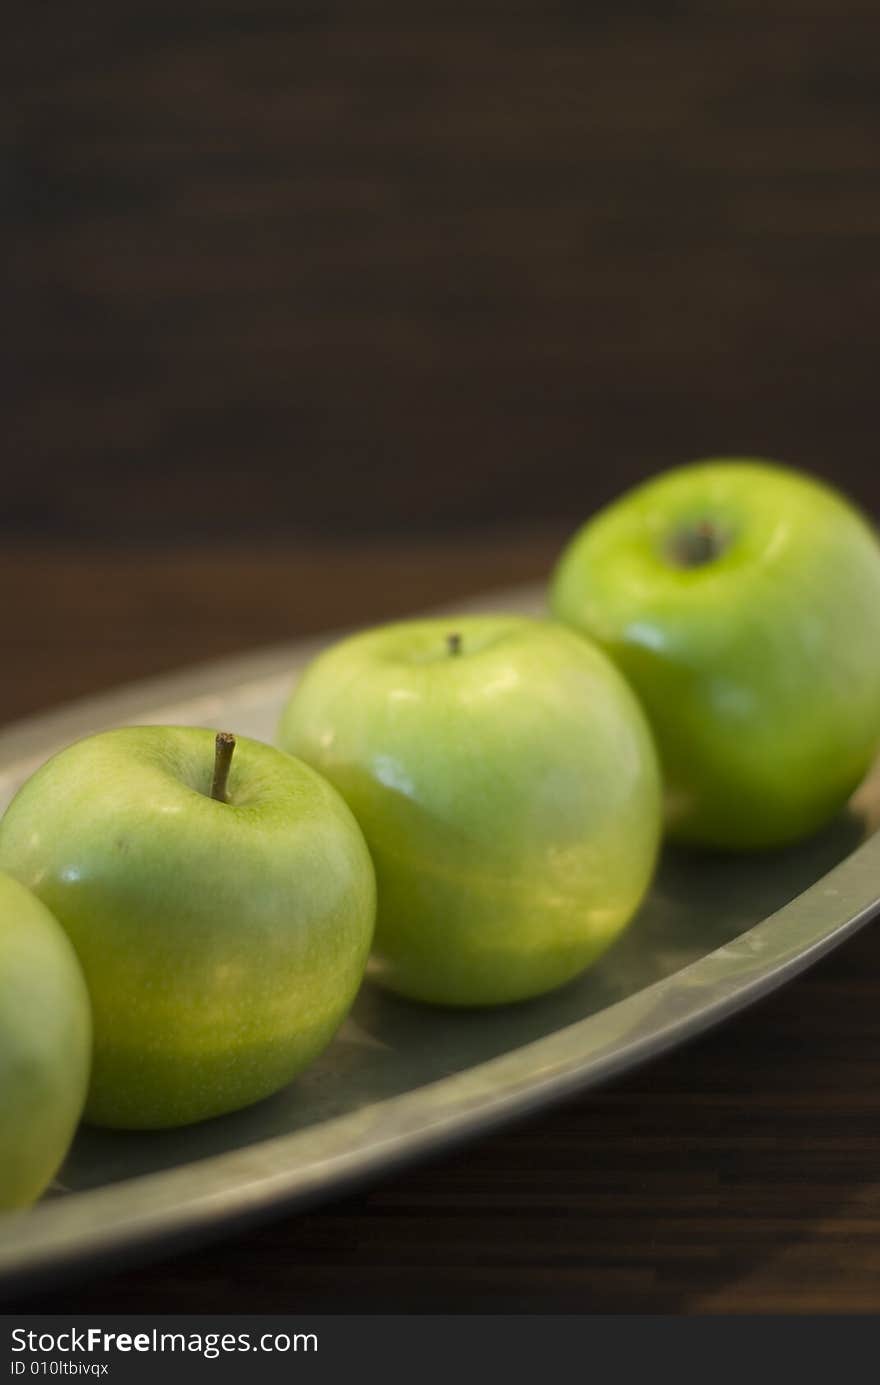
xmin=2 ymin=582 xmax=879 ymax=1298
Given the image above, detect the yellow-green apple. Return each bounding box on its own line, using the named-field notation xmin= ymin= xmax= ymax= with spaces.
xmin=278 ymin=615 xmax=661 ymax=1006
xmin=551 ymin=458 xmax=880 ymax=849
xmin=0 ymin=728 xmax=375 ymax=1129
xmin=0 ymin=872 xmax=91 ymax=1209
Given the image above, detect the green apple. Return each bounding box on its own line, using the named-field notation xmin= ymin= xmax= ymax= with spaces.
xmin=278 ymin=615 xmax=661 ymax=1006
xmin=0 ymin=871 xmax=91 ymax=1209
xmin=0 ymin=727 xmax=375 ymax=1129
xmin=551 ymin=458 xmax=880 ymax=849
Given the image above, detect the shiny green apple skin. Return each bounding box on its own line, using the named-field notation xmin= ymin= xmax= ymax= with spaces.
xmin=0 ymin=728 xmax=375 ymax=1130
xmin=0 ymin=872 xmax=91 ymax=1209
xmin=551 ymin=459 xmax=880 ymax=850
xmin=279 ymin=615 xmax=662 ymax=1007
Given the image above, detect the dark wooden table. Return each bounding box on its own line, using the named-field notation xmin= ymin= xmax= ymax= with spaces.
xmin=6 ymin=537 xmax=880 ymax=1315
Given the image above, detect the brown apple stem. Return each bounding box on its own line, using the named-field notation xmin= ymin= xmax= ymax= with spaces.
xmin=690 ymin=520 xmax=717 ymax=564
xmin=447 ymin=632 xmax=462 ymax=656
xmin=671 ymin=520 xmax=721 ymax=568
xmin=211 ymin=731 xmax=236 ymax=803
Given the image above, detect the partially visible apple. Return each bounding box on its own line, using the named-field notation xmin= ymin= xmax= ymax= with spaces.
xmin=551 ymin=458 xmax=880 ymax=849
xmin=0 ymin=728 xmax=375 ymax=1129
xmin=0 ymin=871 xmax=91 ymax=1209
xmin=279 ymin=615 xmax=661 ymax=1006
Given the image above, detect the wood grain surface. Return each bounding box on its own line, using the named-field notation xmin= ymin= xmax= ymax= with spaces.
xmin=4 ymin=540 xmax=880 ymax=1315
xmin=6 ymin=1 xmax=880 ymax=541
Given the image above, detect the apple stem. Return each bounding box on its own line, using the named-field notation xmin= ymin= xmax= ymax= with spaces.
xmin=447 ymin=632 xmax=462 ymax=656
xmin=671 ymin=520 xmax=722 ymax=568
xmin=211 ymin=732 xmax=236 ymax=803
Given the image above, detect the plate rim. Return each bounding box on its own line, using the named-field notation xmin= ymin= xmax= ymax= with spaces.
xmin=2 ymin=581 xmax=879 ymax=1297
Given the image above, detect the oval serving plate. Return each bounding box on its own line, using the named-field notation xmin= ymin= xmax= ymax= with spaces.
xmin=1 ymin=581 xmax=880 ymax=1298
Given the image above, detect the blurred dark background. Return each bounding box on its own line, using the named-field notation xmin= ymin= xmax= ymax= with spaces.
xmin=6 ymin=0 xmax=880 ymax=546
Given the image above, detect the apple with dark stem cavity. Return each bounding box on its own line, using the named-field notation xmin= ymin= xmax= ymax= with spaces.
xmin=551 ymin=458 xmax=880 ymax=849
